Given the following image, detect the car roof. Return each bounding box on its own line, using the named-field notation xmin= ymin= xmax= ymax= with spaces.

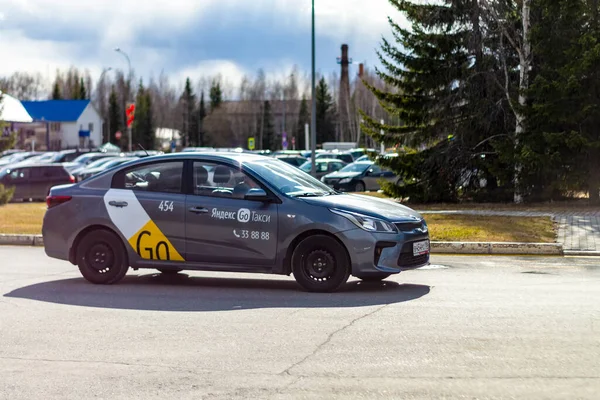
xmin=120 ymin=151 xmax=271 ymax=164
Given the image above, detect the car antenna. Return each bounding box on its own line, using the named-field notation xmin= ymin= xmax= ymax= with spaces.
xmin=136 ymin=143 xmax=149 ymax=156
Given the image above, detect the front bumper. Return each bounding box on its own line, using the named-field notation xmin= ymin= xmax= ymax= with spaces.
xmin=335 ymin=228 xmax=430 ymax=277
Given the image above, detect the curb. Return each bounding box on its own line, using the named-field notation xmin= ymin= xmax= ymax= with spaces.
xmin=431 ymin=241 xmax=563 ymax=255
xmin=0 ymin=235 xmax=567 ymax=256
xmin=564 ymin=250 xmax=600 ymax=257
xmin=0 ymin=234 xmax=43 ymax=246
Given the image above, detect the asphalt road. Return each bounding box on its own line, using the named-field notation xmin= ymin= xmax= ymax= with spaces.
xmin=0 ymin=247 xmax=599 ymax=399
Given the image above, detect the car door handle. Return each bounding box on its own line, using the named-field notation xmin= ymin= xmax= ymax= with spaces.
xmin=188 ymin=206 xmax=209 ymax=214
xmin=108 ymin=201 xmax=128 ymax=208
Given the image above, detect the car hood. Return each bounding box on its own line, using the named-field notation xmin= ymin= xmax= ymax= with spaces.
xmin=323 ymin=171 xmax=362 ymax=179
xmin=301 ymin=193 xmax=422 ymax=221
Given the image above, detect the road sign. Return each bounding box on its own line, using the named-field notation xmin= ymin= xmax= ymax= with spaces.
xmin=282 ymin=132 xmax=288 ymax=150
xmin=126 ymin=103 xmax=136 ymax=128
xmin=248 ymin=137 xmax=255 ymax=150
xmin=115 ymin=131 xmax=122 ymax=140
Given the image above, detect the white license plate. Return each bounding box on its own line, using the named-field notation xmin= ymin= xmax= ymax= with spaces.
xmin=413 ymin=240 xmax=430 ymax=256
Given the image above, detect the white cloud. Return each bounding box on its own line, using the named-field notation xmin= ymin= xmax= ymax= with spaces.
xmin=0 ymin=0 xmax=405 ymax=86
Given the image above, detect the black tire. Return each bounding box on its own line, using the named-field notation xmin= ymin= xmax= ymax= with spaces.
xmin=157 ymin=268 xmax=183 ymax=274
xmin=76 ymin=229 xmax=129 ymax=284
xmin=354 ymin=181 xmax=366 ymax=192
xmin=358 ymin=274 xmax=391 ymax=282
xmin=291 ymin=235 xmax=350 ymax=292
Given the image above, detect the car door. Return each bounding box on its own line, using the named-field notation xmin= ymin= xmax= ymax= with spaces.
xmin=363 ymin=164 xmax=383 ymax=190
xmin=185 ymin=160 xmax=279 ymax=267
xmin=106 ymin=160 xmax=187 ymax=264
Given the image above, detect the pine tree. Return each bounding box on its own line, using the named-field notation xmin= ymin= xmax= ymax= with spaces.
xmin=132 ymin=80 xmax=155 ymax=150
xmin=210 ymin=80 xmax=223 ymax=110
xmin=79 ymin=77 xmax=87 ymax=100
xmin=316 ymin=78 xmax=335 ymax=144
xmin=296 ymin=95 xmax=310 ymax=150
xmin=262 ymin=100 xmax=275 ymax=150
xmin=108 ymin=87 xmax=123 ymax=144
xmin=51 ymin=82 xmax=62 ymax=100
xmin=198 ymin=90 xmax=207 ymax=146
xmin=360 ymin=0 xmax=514 ymax=203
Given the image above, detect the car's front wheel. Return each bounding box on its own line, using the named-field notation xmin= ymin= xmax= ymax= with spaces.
xmin=291 ymin=235 xmax=350 ymax=292
xmin=76 ymin=229 xmax=129 ymax=284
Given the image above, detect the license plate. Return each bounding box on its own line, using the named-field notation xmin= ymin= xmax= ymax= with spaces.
xmin=413 ymin=240 xmax=430 ymax=256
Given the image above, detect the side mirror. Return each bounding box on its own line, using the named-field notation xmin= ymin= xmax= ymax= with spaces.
xmin=244 ymin=188 xmax=271 ymax=202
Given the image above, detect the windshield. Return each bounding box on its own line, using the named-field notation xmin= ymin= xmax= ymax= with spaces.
xmin=248 ymin=159 xmax=337 ymax=197
xmin=339 ymin=162 xmax=372 ymax=173
xmin=72 ymin=153 xmax=101 ymax=164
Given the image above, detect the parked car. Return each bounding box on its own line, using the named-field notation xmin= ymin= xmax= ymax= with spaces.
xmin=72 ymin=156 xmax=126 ymax=179
xmin=0 ymin=163 xmax=75 ymax=201
xmin=76 ymin=157 xmax=138 ymax=181
xmin=315 ymin=151 xmax=355 ymax=164
xmin=321 ymin=161 xmax=398 ymax=192
xmin=21 ymin=152 xmax=58 ymax=164
xmin=299 ymin=158 xmax=347 ymax=179
xmin=274 ymin=155 xmax=307 ymax=167
xmin=50 ymin=149 xmax=94 ymax=163
xmin=0 ymin=152 xmax=44 ymax=168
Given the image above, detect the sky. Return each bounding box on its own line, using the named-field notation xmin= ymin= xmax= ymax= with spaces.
xmin=0 ymin=0 xmax=405 ymax=91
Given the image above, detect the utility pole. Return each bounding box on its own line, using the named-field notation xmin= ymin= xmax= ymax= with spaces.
xmin=310 ymin=0 xmax=317 ymax=176
xmin=115 ymin=47 xmax=133 ymax=152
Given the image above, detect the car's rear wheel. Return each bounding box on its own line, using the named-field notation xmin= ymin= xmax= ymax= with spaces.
xmin=292 ymin=235 xmax=350 ymax=292
xmin=354 ymin=181 xmax=365 ymax=192
xmin=77 ymin=229 xmax=129 ymax=284
xmin=358 ymin=274 xmax=391 ymax=282
xmin=157 ymin=268 xmax=182 ymax=274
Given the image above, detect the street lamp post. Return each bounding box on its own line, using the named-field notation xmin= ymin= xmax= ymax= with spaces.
xmin=114 ymin=47 xmax=133 ymax=152
xmin=310 ymin=0 xmax=317 ymax=177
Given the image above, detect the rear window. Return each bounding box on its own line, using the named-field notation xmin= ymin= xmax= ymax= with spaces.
xmin=30 ymin=166 xmax=67 ymax=178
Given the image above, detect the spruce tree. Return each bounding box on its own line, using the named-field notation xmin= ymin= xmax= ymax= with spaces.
xmin=525 ymin=0 xmax=600 ymax=203
xmin=108 ymin=88 xmax=123 ymax=144
xmin=132 ymin=80 xmax=155 ymax=150
xmin=51 ymin=82 xmax=62 ymax=100
xmin=210 ymin=80 xmax=223 ymax=110
xmin=361 ymin=0 xmax=514 ymax=203
xmin=296 ymin=95 xmax=310 ymax=150
xmin=316 ymin=77 xmax=335 ymax=144
xmin=79 ymin=77 xmax=87 ymax=100
xmin=198 ymin=91 xmax=207 ymax=146
xmin=262 ymin=100 xmax=275 ymax=150
xmin=181 ymin=77 xmax=196 ymax=147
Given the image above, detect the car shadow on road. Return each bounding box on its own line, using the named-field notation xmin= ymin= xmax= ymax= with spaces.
xmin=4 ymin=272 xmax=430 ymax=312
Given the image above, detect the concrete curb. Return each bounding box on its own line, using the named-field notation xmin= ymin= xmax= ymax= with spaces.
xmin=0 ymin=234 xmax=43 ymax=246
xmin=563 ymin=250 xmax=600 ymax=257
xmin=431 ymin=241 xmax=564 ymax=255
xmin=0 ymin=235 xmax=568 ymax=255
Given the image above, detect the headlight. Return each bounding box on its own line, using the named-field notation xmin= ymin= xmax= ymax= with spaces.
xmin=321 ymin=177 xmax=326 ymax=182
xmin=330 ymin=208 xmax=397 ymax=233
xmin=339 ymin=178 xmax=352 ymax=184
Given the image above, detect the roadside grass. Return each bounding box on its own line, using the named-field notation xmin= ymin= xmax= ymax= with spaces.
xmin=354 ymin=191 xmax=600 ymax=212
xmin=0 ymin=202 xmax=46 ymax=234
xmin=0 ymin=202 xmax=557 ymax=243
xmin=425 ymin=214 xmax=556 ymax=243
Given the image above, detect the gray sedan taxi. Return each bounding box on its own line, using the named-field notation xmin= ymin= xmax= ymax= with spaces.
xmin=42 ymin=152 xmax=430 ymax=292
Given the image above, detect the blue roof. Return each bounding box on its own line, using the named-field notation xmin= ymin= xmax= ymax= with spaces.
xmin=20 ymin=100 xmax=90 ymax=122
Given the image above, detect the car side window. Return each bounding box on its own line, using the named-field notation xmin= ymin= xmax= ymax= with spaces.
xmin=116 ymin=161 xmax=183 ymax=194
xmin=193 ymin=162 xmax=261 ymax=199
xmin=316 ymin=163 xmax=329 ymax=173
xmin=9 ymin=169 xmax=29 ymax=181
xmin=369 ymin=165 xmax=382 ymax=174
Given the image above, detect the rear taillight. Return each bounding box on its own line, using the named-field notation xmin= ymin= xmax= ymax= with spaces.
xmin=69 ymin=175 xmax=75 ymax=183
xmin=46 ymin=195 xmax=72 ymax=209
